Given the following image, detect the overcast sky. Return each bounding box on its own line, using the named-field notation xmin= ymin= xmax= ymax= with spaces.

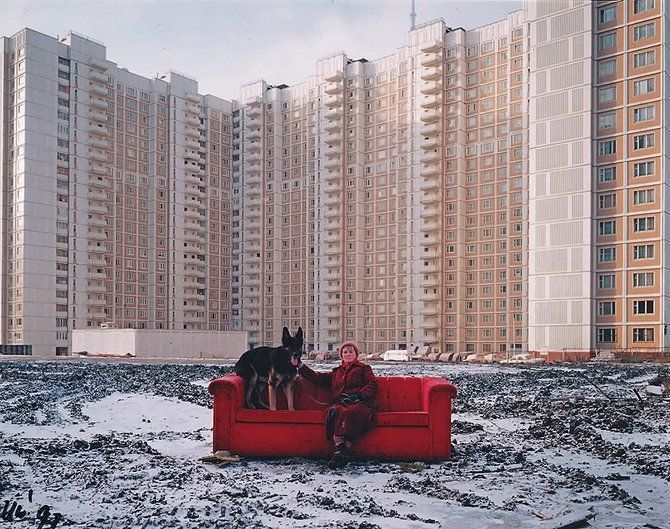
xmin=3 ymin=0 xmax=522 ymax=100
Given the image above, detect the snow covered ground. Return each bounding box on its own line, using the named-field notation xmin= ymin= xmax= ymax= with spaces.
xmin=0 ymin=360 xmax=668 ymax=528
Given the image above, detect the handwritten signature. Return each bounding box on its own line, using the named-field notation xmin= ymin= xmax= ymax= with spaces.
xmin=1 ymin=489 xmax=63 ymax=528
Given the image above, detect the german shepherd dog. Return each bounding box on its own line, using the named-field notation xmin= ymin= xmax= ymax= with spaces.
xmin=234 ymin=327 xmax=303 ymax=410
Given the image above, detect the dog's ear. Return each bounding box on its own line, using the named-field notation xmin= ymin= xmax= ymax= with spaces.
xmin=282 ymin=327 xmax=291 ymax=344
xmin=296 ymin=327 xmax=303 ymax=342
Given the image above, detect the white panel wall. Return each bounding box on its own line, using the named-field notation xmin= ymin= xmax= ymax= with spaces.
xmin=526 ymin=0 xmax=592 ymax=351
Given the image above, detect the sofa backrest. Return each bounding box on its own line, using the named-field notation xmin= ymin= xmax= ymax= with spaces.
xmin=262 ymin=375 xmax=424 ymax=411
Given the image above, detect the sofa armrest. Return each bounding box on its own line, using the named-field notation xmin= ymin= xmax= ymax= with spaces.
xmin=421 ymin=377 xmax=457 ymax=411
xmin=208 ymin=374 xmax=245 ymax=453
xmin=208 ymin=374 xmax=245 ymax=406
xmin=421 ymin=377 xmax=457 ymax=459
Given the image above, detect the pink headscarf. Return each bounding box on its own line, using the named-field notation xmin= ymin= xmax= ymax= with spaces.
xmin=338 ymin=341 xmax=360 ymax=360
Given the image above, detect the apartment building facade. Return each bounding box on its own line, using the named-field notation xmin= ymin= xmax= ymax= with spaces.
xmin=0 ymin=29 xmax=233 ymax=355
xmin=1 ymin=0 xmax=668 ymax=357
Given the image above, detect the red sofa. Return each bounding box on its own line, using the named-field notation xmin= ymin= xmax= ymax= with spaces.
xmin=208 ymin=374 xmax=457 ymax=461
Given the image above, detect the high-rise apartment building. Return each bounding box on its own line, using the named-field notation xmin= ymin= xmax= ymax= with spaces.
xmin=1 ymin=0 xmax=667 ymax=357
xmin=0 ymin=29 xmax=233 ymax=355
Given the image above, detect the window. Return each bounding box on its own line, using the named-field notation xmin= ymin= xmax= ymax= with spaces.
xmin=633 ymin=161 xmax=655 ymax=177
xmin=633 ymin=244 xmax=654 ymax=259
xmin=598 ymin=33 xmax=616 ymax=50
xmin=599 ymin=140 xmax=616 ymax=155
xmin=633 ymin=50 xmax=655 ymax=68
xmin=598 ymin=59 xmax=616 ymax=77
xmin=632 ymin=189 xmax=654 ymax=205
xmin=633 ymin=216 xmax=654 ymax=232
xmin=633 ymin=78 xmax=655 ymax=97
xmin=599 ymin=247 xmax=616 ymax=262
xmin=633 ymin=300 xmax=654 ymax=314
xmin=633 ymin=272 xmax=654 ymax=287
xmin=633 ymin=328 xmax=654 ymax=342
xmin=599 ymin=194 xmax=616 ymax=209
xmin=633 ymin=0 xmax=654 ymax=13
xmin=633 ymin=105 xmax=654 ymax=123
xmin=598 ymin=301 xmax=616 ymax=316
xmin=599 ymin=220 xmax=616 ymax=236
xmin=597 ymin=328 xmax=616 ymax=343
xmin=633 ymin=133 xmax=654 ymax=150
xmin=599 ymin=86 xmax=615 ymax=103
xmin=599 ymin=6 xmax=616 ymax=24
xmin=633 ymin=22 xmax=655 ymax=41
xmin=599 ymin=167 xmax=616 ymax=183
xmin=598 ymin=274 xmax=615 ymax=289
xmin=598 ymin=113 xmax=615 ymax=130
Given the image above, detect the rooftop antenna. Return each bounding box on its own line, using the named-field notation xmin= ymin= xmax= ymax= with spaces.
xmin=410 ymin=0 xmax=417 ymax=30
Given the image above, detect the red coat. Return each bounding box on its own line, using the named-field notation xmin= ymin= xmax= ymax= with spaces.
xmin=299 ymin=360 xmax=378 ymax=440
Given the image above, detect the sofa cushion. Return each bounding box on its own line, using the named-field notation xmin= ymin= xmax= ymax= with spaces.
xmin=376 ymin=377 xmax=424 ymax=412
xmin=374 ymin=411 xmax=429 ymax=427
xmin=236 ymin=409 xmax=324 ymax=424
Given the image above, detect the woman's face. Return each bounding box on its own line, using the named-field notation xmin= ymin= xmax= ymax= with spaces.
xmin=341 ymin=345 xmax=357 ymax=364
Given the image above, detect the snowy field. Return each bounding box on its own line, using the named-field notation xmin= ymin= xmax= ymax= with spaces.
xmin=0 ymin=360 xmax=668 ymax=528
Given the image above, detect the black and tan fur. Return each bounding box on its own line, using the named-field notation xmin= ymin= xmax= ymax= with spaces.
xmin=234 ymin=327 xmax=303 ymax=410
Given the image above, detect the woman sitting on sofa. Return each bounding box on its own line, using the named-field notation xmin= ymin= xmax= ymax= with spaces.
xmin=297 ymin=340 xmax=378 ymax=467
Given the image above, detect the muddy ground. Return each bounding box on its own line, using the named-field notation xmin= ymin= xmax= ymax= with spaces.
xmin=0 ymin=360 xmax=668 ymax=528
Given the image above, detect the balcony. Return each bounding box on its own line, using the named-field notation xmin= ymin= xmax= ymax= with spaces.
xmin=420 ymin=54 xmax=442 ymax=67
xmin=185 ymin=127 xmax=200 ymax=139
xmin=324 ymin=82 xmax=343 ymax=95
xmin=420 ymin=193 xmax=440 ymax=205
xmin=323 ymin=245 xmax=340 ymax=256
xmin=323 ymin=207 xmax=340 ymax=219
xmin=89 ymin=137 xmax=109 ymax=149
xmin=88 ymin=189 xmax=107 ymax=202
xmin=323 ymin=157 xmax=341 ymax=170
xmin=89 ymin=70 xmax=110 ymax=84
xmin=246 ymin=153 xmax=261 ymax=165
xmin=88 ymin=307 xmax=107 ymax=318
xmin=87 ymin=283 xmax=107 ymax=293
xmin=88 ymin=256 xmax=107 ymax=267
xmin=89 ymin=85 xmax=108 ymax=97
xmin=245 ymin=276 xmax=261 ymax=288
xmin=324 ymin=120 xmax=341 ymax=133
xmin=90 ymin=151 xmax=107 ymax=163
xmin=88 ymin=270 xmax=107 ymax=280
xmin=324 ymin=219 xmax=340 ymax=231
xmin=246 ymin=208 xmax=261 ymax=219
xmin=322 ymin=269 xmax=340 ymax=281
xmin=247 ymin=97 xmax=263 ymax=107
xmin=421 ymin=67 xmax=442 ymax=81
xmin=245 ymin=198 xmax=262 ymax=208
xmin=421 ymin=40 xmax=442 ymax=53
xmin=185 ymin=139 xmax=200 ymax=150
xmin=245 ymin=220 xmax=261 ymax=230
xmin=90 ymin=163 xmax=108 ymax=175
xmin=88 ymin=216 xmax=107 ymax=228
xmin=185 ymin=174 xmax=203 ymax=185
xmin=89 ymin=58 xmax=108 ymax=71
xmin=324 ymin=95 xmax=343 ymax=108
xmin=421 ymin=122 xmax=441 ymax=136
xmin=419 ymin=111 xmax=440 ymax=123
xmin=322 ymin=194 xmax=340 ymax=206
xmin=420 ymin=167 xmax=440 ymax=179
xmin=324 ymin=71 xmax=343 ymax=83
xmin=324 ymin=145 xmax=342 ymax=158
xmin=323 ymin=169 xmax=341 ymax=182
xmin=421 ymin=95 xmax=441 ymax=109
xmin=245 ymin=118 xmax=262 ymax=129
xmin=89 ymin=176 xmax=109 ymax=188
xmin=186 ymin=93 xmax=200 ymax=104
xmin=421 ymin=248 xmax=441 ymax=260
xmin=420 ymin=220 xmax=439 ymax=232
xmin=420 ymin=206 xmax=439 ymax=219
xmin=323 ymin=182 xmax=341 ymax=195
xmin=420 ymin=304 xmax=439 ymax=316
xmin=88 ymin=229 xmax=107 ymax=241
xmin=89 ymin=124 xmax=109 ymax=136
xmin=322 ymin=232 xmax=340 ymax=244
xmin=422 ymin=235 xmax=440 ymax=246
xmin=323 ymin=133 xmax=341 ymax=145
xmin=88 ymin=243 xmax=108 ymax=257
xmin=422 ymin=276 xmax=440 ymax=287
xmin=246 ymin=231 xmax=261 ymax=242
xmin=422 ymin=151 xmax=440 ymax=165
xmin=245 ymin=174 xmax=261 ymax=186
xmin=246 ymin=185 xmax=261 ymax=198
xmin=184 ymin=102 xmax=200 ymax=116
xmin=184 ymin=151 xmax=200 ymax=162
xmin=420 ymin=137 xmax=440 ymax=150
xmin=421 ymin=80 xmax=442 ymax=95
xmin=185 ymin=197 xmax=203 ymax=208
xmin=246 ymin=130 xmax=261 ymax=142
xmin=246 ymin=106 xmax=261 ymax=119
xmin=246 ymin=141 xmax=261 ymax=153
xmin=90 ymin=97 xmax=107 ymax=110
xmin=324 ymin=108 xmax=342 ymax=120
xmin=184 ymin=115 xmax=200 ymax=127
xmin=323 ymin=258 xmax=341 ymax=270
xmin=89 ymin=204 xmax=108 ymax=215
